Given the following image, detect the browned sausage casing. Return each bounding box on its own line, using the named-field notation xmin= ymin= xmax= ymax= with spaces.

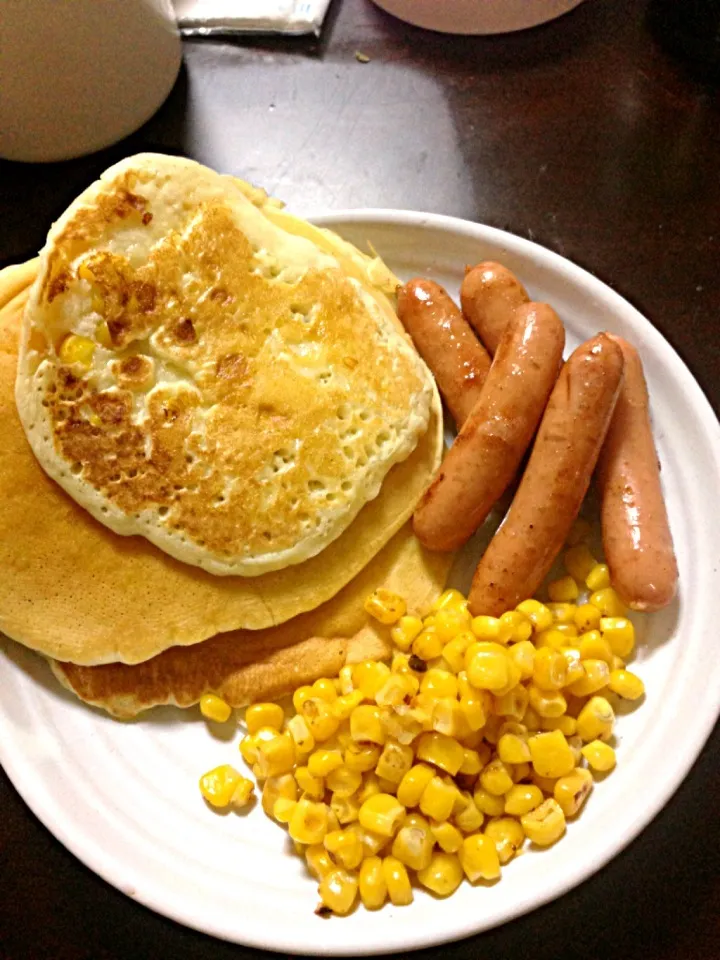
xmin=468 ymin=333 xmax=625 ymax=617
xmin=596 ymin=336 xmax=678 ymax=611
xmin=461 ymin=262 xmax=530 ymax=355
xmin=397 ymin=278 xmax=491 ymax=427
xmin=413 ymin=303 xmax=565 ymax=552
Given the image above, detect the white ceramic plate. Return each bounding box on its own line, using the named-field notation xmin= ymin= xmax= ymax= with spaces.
xmin=2 ymin=211 xmax=720 ymax=955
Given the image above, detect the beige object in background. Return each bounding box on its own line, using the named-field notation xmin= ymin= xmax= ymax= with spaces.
xmin=0 ymin=1 xmax=181 ymax=162
xmin=369 ymin=0 xmax=586 ymax=35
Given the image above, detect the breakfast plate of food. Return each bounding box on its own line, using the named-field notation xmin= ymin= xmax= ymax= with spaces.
xmin=1 ymin=155 xmax=718 ymax=955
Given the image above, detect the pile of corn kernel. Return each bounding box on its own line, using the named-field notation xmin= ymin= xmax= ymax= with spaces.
xmin=199 ymin=525 xmax=645 ymax=916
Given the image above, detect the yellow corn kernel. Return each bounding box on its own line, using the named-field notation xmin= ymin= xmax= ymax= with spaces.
xmin=390 ymin=614 xmax=423 ymax=653
xmin=330 ymin=690 xmax=362 ymax=721
xmin=609 ymin=668 xmax=645 ymax=700
xmin=528 ymin=730 xmax=575 ymax=779
xmin=261 ymin=773 xmax=297 ymax=817
xmin=471 ymin=615 xmax=510 ymax=643
xmin=430 ymin=820 xmax=463 ymax=853
xmin=412 ymin=626 xmax=444 ymax=661
xmin=300 ymin=698 xmax=340 ymax=742
xmin=430 ymin=699 xmax=466 ymax=739
xmin=523 ymin=706 xmax=541 ymax=732
xmin=511 ymin=761 xmax=531 ymax=782
xmin=364 ymin=588 xmax=406 ymax=624
xmin=568 ymin=659 xmax=610 ymax=697
xmin=375 ymin=742 xmax=414 ymax=784
xmin=484 ymin=818 xmax=525 ymax=864
xmin=358 ymin=793 xmax=406 ymax=837
xmin=391 ymin=814 xmax=435 ymax=871
xmin=560 ymin=647 xmax=585 ymax=687
xmin=567 ymin=517 xmax=592 ymax=546
xmin=555 ymin=623 xmax=579 ymax=640
xmin=499 ymin=611 xmax=533 ymax=643
xmin=494 ymin=684 xmax=529 ymax=721
xmin=453 ymin=791 xmax=484 ymax=833
xmin=415 ymin=851 xmax=463 ymax=896
xmin=419 ymin=668 xmax=457 ymax=700
xmin=576 ymin=696 xmax=615 ymax=742
xmin=547 ymin=602 xmax=578 ymax=624
xmin=58 ymin=333 xmax=95 ymax=366
xmin=591 ymin=588 xmax=627 ymax=618
xmin=419 ymin=775 xmax=458 ymax=822
xmin=295 ymin=765 xmax=324 ymax=800
xmin=521 ymin=798 xmax=566 ymax=847
xmin=497 ymin=733 xmax=531 ymax=766
xmin=600 ymin=617 xmax=636 ymax=657
xmin=578 ymin=630 xmax=614 ymax=666
xmin=255 ymin=732 xmax=296 ymax=779
xmin=515 ymin=599 xmax=553 ymax=632
xmin=574 ymin=603 xmax=602 ymax=633
xmin=458 ymin=695 xmax=487 ymax=733
xmin=532 ymin=648 xmax=568 ymax=691
xmin=306 ymin=843 xmax=334 ymax=880
xmin=331 ymin=793 xmax=361 ymax=826
xmin=231 ymin=777 xmax=255 ymax=808
xmin=534 ymin=628 xmax=567 ymax=652
xmin=564 ymin=544 xmax=597 ymax=582
xmin=347 ymin=822 xmax=386 ymax=857
xmin=344 ymin=741 xmax=381 ymax=774
xmin=349 ymin=704 xmax=387 ymax=745
xmin=530 ymin=771 xmax=559 ymax=794
xmin=567 ymin=734 xmax=584 ymax=765
xmin=504 ymin=783 xmax=544 ymax=816
xmin=439 ymin=631 xmax=472 ymax=674
xmin=395 ymin=763 xmax=433 ymax=807
xmin=286 ymin=715 xmax=315 ymax=755
xmin=554 ymin=767 xmax=593 ymax=817
xmin=528 ymin=684 xmax=567 ymax=719
xmin=198 ymin=693 xmax=232 ymax=724
xmin=482 ymin=714 xmax=503 ymax=745
xmin=585 ymin=563 xmax=610 ymax=592
xmin=382 ymin=856 xmax=413 ymax=906
xmin=292 ymin=685 xmax=316 ymax=713
xmin=324 ymin=829 xmax=364 ymax=870
xmin=465 ymin=642 xmax=514 ymax=692
xmin=478 ymin=759 xmax=514 ymax=796
xmin=540 ymin=715 xmax=577 ymax=736
xmin=338 ymin=664 xmax=355 ymax=695
xmin=357 ymin=773 xmax=382 ymax=804
xmin=317 ymin=867 xmax=358 ymax=916
xmin=460 ymin=833 xmax=501 ymax=881
xmin=473 ymin=785 xmax=505 ymax=818
xmin=375 ymin=674 xmax=418 ymax=708
xmin=308 ymin=748 xmax=344 ymax=778
xmin=415 ymin=731 xmax=465 ymax=775
xmin=435 ymin=604 xmax=472 ymax=638
xmin=273 ymin=796 xmax=297 ymax=824
xmin=508 ymin=640 xmax=536 ymax=680
xmin=95 ymin=319 xmax=113 ymax=348
xmin=289 ymin=798 xmax=329 ymax=845
xmin=548 ymin=576 xmax=580 ymax=603
xmin=384 ymin=708 xmax=425 ymax=746
xmin=327 ymin=765 xmax=363 ymax=798
xmin=311 ymin=678 xmax=337 ymax=703
xmin=358 ymin=856 xmax=387 ymax=910
xmin=430 ymin=588 xmax=466 ymax=614
xmin=351 ymin=661 xmax=390 ymax=700
xmin=582 ymin=739 xmax=617 ymax=772
xmin=199 ymin=765 xmax=244 ymax=808
xmin=457 ymin=747 xmax=483 ymax=778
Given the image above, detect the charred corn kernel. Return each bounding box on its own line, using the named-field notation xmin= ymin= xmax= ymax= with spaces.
xmin=561 ymin=648 xmax=585 ymax=686
xmin=600 ymin=617 xmax=635 ymax=657
xmin=419 ymin=776 xmax=458 ymax=821
xmin=574 ymin=603 xmax=602 ymax=633
xmin=465 ymin=642 xmax=514 ymax=692
xmin=199 ymin=694 xmax=232 ymax=723
xmin=338 ymin=665 xmax=355 ymax=695
xmin=581 ymin=739 xmax=616 ymax=772
xmin=390 ymin=615 xmax=423 ymax=652
xmin=460 ymin=833 xmax=501 ymax=881
xmin=317 ymin=868 xmax=358 ymax=915
xmin=358 ymin=793 xmax=405 ymax=837
xmin=548 ymin=576 xmax=580 ymax=603
xmin=547 ymin=602 xmax=578 ymax=624
xmin=289 ymin=798 xmax=329 ymax=845
xmin=327 ymin=765 xmax=363 ymax=797
xmin=305 ymin=843 xmax=335 ymax=880
xmin=541 ymin=715 xmax=577 ymax=736
xmin=529 ymin=730 xmax=575 ymax=779
xmin=391 ymin=815 xmax=435 ymax=870
xmin=420 ymin=668 xmax=458 ymax=699
xmin=324 ymin=829 xmax=364 ymax=870
xmin=532 ymin=648 xmax=568 ymax=691
xmin=564 ymin=544 xmax=597 ymax=582
xmin=358 ymin=856 xmax=387 ymax=910
xmin=567 ymin=517 xmax=592 ymax=546
xmin=458 ymin=747 xmax=484 ymax=777
xmin=352 ymin=661 xmax=391 ymax=700
xmin=364 ymin=588 xmax=406 ymax=624
xmin=521 ymin=798 xmax=566 ymax=846
xmin=585 ymin=563 xmax=610 ymax=592
xmin=431 ymin=699 xmax=468 ymax=738
xmin=286 ymin=715 xmax=315 ymax=755
xmin=515 ymin=599 xmax=554 ymax=632
xmin=331 ymin=793 xmax=361 ymax=825
xmin=344 ymin=741 xmax=381 ymax=774
xmin=358 ymin=773 xmax=382 ymax=803
xmin=350 ymin=705 xmax=386 ymax=745
xmin=273 ymin=797 xmax=297 ymax=824
xmin=295 ymin=765 xmax=324 ymax=800
xmin=382 ymin=856 xmax=413 ymax=905
xmin=534 ymin=628 xmax=567 ymax=652
xmin=577 ymin=696 xmax=615 ymax=742
xmin=485 ymin=817 xmax=525 ymax=863
xmin=396 ymin=763 xmax=435 ymax=807
xmin=412 ymin=627 xmax=443 ymax=661
xmin=430 ymin=820 xmax=463 ymax=853
xmin=473 ymin=785 xmax=505 ymax=817
xmin=245 ymin=702 xmax=284 ymax=734
xmin=609 ymin=668 xmax=645 ymax=700
xmin=261 ymin=774 xmax=298 ymax=817
xmin=375 ymin=742 xmax=414 ymax=784
xmin=494 ymin=684 xmax=529 ymax=720
xmin=504 ymin=783 xmax=543 ymax=816
xmin=554 ymin=768 xmax=593 ymax=817
xmin=578 ymin=630 xmax=614 ymax=665
xmin=199 ymin=765 xmax=246 ymax=808
xmin=59 ymin=333 xmax=95 ymax=366
xmin=509 ymin=640 xmax=535 ymax=680
xmin=311 ymin=678 xmax=337 ymax=703
xmin=499 ymin=610 xmax=533 ymax=642
xmin=528 ymin=684 xmax=567 ymax=719
xmin=471 ymin=615 xmax=509 ymax=643
xmin=308 ymin=748 xmax=344 ymax=778
xmin=256 ymin=732 xmax=296 ymax=778
xmin=523 ymin=706 xmax=541 ymax=732
xmin=568 ymin=659 xmax=610 ymax=697
xmin=591 ymin=588 xmax=627 ymax=618
xmin=416 ymin=731 xmax=465 ymax=775
xmin=332 ymin=690 xmax=364 ymax=720
xmin=479 ymin=759 xmax=514 ymax=796
xmin=497 ymin=733 xmax=531 ymax=765
xmin=417 ymin=851 xmax=464 ymax=896
xmin=454 ymin=791 xmax=485 ymax=833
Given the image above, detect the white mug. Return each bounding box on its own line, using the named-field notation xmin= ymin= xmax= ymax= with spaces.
xmin=0 ymin=0 xmax=182 ymax=163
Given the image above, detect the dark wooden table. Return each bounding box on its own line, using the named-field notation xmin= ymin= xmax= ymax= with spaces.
xmin=1 ymin=0 xmax=718 ymax=957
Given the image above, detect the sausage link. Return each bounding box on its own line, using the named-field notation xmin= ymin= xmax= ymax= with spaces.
xmin=468 ymin=333 xmax=624 ymax=617
xmin=397 ymin=278 xmax=491 ymax=427
xmin=460 ymin=262 xmax=530 ymax=354
xmin=413 ymin=303 xmax=565 ymax=552
xmin=596 ymin=336 xmax=678 ymax=611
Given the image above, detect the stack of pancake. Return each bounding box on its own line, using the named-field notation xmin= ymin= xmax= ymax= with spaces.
xmin=0 ymin=155 xmax=449 ymax=717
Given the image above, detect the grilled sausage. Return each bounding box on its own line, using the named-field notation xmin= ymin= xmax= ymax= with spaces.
xmin=460 ymin=262 xmax=530 ymax=354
